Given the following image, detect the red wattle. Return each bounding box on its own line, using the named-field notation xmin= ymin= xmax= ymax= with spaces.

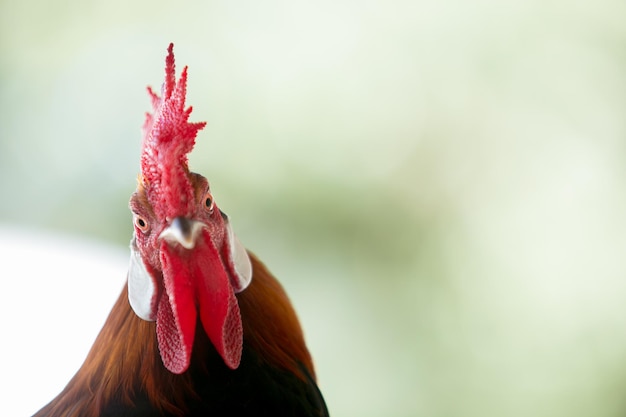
xmin=157 ymin=244 xmax=198 ymax=374
xmin=156 ymin=231 xmax=243 ymax=374
xmin=195 ymin=230 xmax=243 ymax=369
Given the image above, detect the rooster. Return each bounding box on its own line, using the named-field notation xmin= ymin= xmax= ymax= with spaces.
xmin=33 ymin=44 xmax=328 ymax=417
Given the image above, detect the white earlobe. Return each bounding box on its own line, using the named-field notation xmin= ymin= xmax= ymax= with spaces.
xmin=224 ymin=217 xmax=252 ymax=293
xmin=128 ymin=238 xmax=156 ymax=321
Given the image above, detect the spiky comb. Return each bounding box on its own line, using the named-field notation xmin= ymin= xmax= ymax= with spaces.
xmin=141 ymin=43 xmax=206 ymax=221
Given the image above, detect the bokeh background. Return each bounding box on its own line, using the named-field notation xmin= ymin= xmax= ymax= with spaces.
xmin=2 ymin=0 xmax=626 ymax=416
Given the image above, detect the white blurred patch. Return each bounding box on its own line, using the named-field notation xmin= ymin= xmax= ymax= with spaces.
xmin=0 ymin=226 xmax=127 ymax=416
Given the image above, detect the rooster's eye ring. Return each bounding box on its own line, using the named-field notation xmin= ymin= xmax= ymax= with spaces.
xmin=134 ymin=215 xmax=150 ymax=232
xmin=204 ymin=192 xmax=214 ymax=213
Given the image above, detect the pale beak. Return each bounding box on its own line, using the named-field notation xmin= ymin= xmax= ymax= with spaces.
xmin=159 ymin=217 xmax=204 ymax=249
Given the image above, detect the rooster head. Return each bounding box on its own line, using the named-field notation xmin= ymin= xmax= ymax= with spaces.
xmin=127 ymin=43 xmax=252 ymax=374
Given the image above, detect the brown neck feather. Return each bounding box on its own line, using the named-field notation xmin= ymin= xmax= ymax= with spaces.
xmin=238 ymin=252 xmax=315 ymax=379
xmin=34 ymin=251 xmax=314 ymax=416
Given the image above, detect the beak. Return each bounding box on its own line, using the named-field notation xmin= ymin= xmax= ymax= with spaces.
xmin=159 ymin=217 xmax=204 ymax=249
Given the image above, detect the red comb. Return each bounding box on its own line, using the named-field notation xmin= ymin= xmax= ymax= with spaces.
xmin=141 ymin=43 xmax=206 ymax=220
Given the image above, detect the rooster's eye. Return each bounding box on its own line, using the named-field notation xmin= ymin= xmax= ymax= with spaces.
xmin=204 ymin=192 xmax=214 ymax=213
xmin=134 ymin=215 xmax=150 ymax=233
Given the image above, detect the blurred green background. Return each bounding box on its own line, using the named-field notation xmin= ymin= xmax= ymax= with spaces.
xmin=3 ymin=0 xmax=626 ymax=416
